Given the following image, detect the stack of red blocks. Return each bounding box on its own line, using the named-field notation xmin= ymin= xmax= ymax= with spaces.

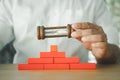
xmin=18 ymin=45 xmax=96 ymax=70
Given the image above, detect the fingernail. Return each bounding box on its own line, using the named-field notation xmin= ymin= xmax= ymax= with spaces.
xmin=71 ymin=32 xmax=77 ymax=38
xmin=71 ymin=24 xmax=74 ymax=28
xmin=81 ymin=37 xmax=86 ymax=41
xmin=71 ymin=32 xmax=74 ymax=37
xmin=72 ymin=24 xmax=77 ymax=28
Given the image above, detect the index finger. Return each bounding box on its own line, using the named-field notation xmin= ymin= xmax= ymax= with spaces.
xmin=72 ymin=22 xmax=100 ymax=30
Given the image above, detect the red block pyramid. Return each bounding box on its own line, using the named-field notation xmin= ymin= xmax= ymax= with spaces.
xmin=18 ymin=45 xmax=96 ymax=70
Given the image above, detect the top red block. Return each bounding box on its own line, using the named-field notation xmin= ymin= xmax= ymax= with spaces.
xmin=50 ymin=45 xmax=58 ymax=52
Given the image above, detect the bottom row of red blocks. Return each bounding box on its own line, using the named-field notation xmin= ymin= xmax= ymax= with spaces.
xmin=18 ymin=63 xmax=96 ymax=70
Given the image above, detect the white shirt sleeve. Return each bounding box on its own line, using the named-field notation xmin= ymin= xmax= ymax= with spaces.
xmin=88 ymin=0 xmax=119 ymax=63
xmin=0 ymin=0 xmax=14 ymax=50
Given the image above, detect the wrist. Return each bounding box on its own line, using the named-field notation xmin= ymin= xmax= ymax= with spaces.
xmin=97 ymin=44 xmax=118 ymax=64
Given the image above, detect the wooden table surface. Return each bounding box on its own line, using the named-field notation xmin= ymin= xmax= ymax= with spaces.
xmin=0 ymin=64 xmax=120 ymax=80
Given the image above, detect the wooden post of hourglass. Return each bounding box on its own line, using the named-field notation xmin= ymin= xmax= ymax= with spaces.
xmin=37 ymin=24 xmax=75 ymax=39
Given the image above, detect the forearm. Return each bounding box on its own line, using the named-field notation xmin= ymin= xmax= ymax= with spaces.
xmin=97 ymin=44 xmax=120 ymax=64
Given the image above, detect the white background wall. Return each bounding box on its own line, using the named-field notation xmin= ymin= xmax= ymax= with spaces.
xmin=106 ymin=0 xmax=120 ymax=46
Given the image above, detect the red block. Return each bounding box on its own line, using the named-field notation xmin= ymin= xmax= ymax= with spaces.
xmin=50 ymin=45 xmax=58 ymax=52
xmin=44 ymin=64 xmax=70 ymax=70
xmin=40 ymin=52 xmax=65 ymax=58
xmin=28 ymin=58 xmax=53 ymax=64
xmin=18 ymin=64 xmax=44 ymax=70
xmin=54 ymin=57 xmax=80 ymax=63
xmin=70 ymin=63 xmax=96 ymax=70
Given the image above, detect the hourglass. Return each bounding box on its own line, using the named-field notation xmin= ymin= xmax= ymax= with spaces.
xmin=37 ymin=24 xmax=75 ymax=39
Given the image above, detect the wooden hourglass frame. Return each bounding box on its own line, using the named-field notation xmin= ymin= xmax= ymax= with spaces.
xmin=37 ymin=24 xmax=75 ymax=39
